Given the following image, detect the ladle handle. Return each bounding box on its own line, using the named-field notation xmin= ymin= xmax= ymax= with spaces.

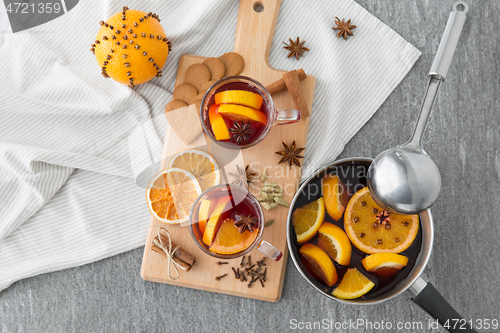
xmin=409 ymin=277 xmax=477 ymax=333
xmin=408 ymin=2 xmax=468 ymax=146
xmin=429 ymin=1 xmax=468 ymax=80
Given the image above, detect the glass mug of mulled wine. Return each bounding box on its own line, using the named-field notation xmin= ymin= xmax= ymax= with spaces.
xmin=199 ymin=76 xmax=301 ymax=149
xmin=189 ymin=184 xmax=283 ymax=261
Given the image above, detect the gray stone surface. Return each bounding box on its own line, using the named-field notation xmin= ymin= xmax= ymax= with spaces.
xmin=1 ymin=1 xmax=499 ymax=332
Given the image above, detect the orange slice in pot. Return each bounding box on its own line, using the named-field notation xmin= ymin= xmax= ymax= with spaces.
xmin=344 ymin=187 xmax=419 ymax=254
xmin=292 ymin=197 xmax=325 ymax=243
xmin=332 ymin=268 xmax=375 ymax=300
xmin=322 ymin=174 xmax=348 ymax=221
xmin=299 ymin=243 xmax=338 ymax=287
xmin=317 ymin=222 xmax=352 ymax=266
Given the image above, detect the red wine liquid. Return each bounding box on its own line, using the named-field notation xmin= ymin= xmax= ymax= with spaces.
xmin=290 ymin=160 xmax=422 ymax=300
xmin=203 ymin=82 xmax=269 ymax=146
xmin=193 ymin=186 xmax=262 ymax=254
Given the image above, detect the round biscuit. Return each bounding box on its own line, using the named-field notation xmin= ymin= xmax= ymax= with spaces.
xmin=184 ymin=63 xmax=211 ymax=91
xmin=202 ymin=57 xmax=226 ymax=81
xmin=219 ymin=52 xmax=244 ymax=76
xmin=172 ymin=83 xmax=198 ymax=104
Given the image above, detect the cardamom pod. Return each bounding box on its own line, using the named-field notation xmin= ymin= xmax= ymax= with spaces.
xmin=261 ymin=192 xmax=269 ymax=201
xmin=265 ymin=219 xmax=275 ymax=227
xmin=273 ymin=187 xmax=282 ymax=194
xmin=261 ymin=202 xmax=272 ymax=210
xmin=261 ymin=169 xmax=268 ymax=182
xmin=257 ymin=197 xmax=268 ymax=202
xmin=265 ymin=182 xmax=279 ymax=188
xmin=274 ymin=197 xmax=290 ymax=207
xmin=272 ymin=192 xmax=283 ymax=198
xmin=261 ymin=186 xmax=274 ymax=193
xmin=269 ymin=202 xmax=279 ymax=209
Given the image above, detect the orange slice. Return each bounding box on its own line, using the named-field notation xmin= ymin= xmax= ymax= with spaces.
xmin=215 ymin=90 xmax=264 ymax=110
xmin=317 ymin=223 xmax=352 ymax=266
xmin=209 ymin=218 xmax=259 ymax=254
xmin=146 ymin=168 xmax=201 ymax=224
xmin=168 ymin=149 xmax=220 ymax=192
xmin=217 ymin=104 xmax=267 ymax=124
xmin=361 ymin=253 xmax=408 ymax=278
xmin=203 ymin=196 xmax=231 ymax=246
xmin=299 ymin=243 xmax=338 ymax=287
xmin=344 ymin=187 xmax=419 ymax=254
xmin=292 ymin=198 xmax=325 ymax=243
xmin=323 ymin=175 xmax=348 ymax=221
xmin=208 ymin=104 xmax=230 ymax=140
xmin=197 ymin=199 xmax=212 ymax=234
xmin=332 ymin=268 xmax=375 ymax=300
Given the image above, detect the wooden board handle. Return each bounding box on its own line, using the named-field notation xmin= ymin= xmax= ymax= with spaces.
xmin=234 ymin=0 xmax=281 ymax=80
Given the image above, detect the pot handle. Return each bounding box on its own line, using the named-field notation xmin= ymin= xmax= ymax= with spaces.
xmin=409 ymin=277 xmax=477 ymax=333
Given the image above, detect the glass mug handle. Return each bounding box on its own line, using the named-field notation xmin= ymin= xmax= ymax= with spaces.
xmin=257 ymin=240 xmax=283 ymax=261
xmin=274 ymin=109 xmax=301 ymax=125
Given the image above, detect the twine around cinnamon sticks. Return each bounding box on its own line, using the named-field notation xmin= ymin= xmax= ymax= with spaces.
xmin=152 ymin=227 xmax=196 ymax=279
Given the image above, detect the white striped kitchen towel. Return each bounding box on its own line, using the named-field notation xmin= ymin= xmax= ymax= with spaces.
xmin=0 ymin=0 xmax=420 ymax=291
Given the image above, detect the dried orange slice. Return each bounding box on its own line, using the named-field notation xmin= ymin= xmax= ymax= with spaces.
xmin=215 ymin=90 xmax=264 ymax=110
xmin=344 ymin=187 xmax=419 ymax=254
xmin=208 ymin=104 xmax=230 ymax=140
xmin=292 ymin=197 xmax=325 ymax=243
xmin=323 ymin=175 xmax=348 ymax=221
xmin=217 ymin=104 xmax=267 ymax=124
xmin=299 ymin=243 xmax=338 ymax=287
xmin=203 ymin=196 xmax=231 ymax=246
xmin=209 ymin=218 xmax=259 ymax=255
xmin=332 ymin=268 xmax=375 ymax=300
xmin=317 ymin=223 xmax=352 ymax=266
xmin=361 ymin=253 xmax=408 ymax=279
xmin=168 ymin=149 xmax=220 ymax=192
xmin=146 ymin=168 xmax=201 ymax=224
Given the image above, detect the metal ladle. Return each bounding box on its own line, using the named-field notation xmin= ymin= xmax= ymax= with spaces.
xmin=367 ymin=2 xmax=468 ymax=214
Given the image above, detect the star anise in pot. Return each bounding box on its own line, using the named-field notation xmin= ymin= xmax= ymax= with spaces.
xmin=332 ymin=17 xmax=356 ymax=40
xmin=275 ymin=140 xmax=305 ymax=168
xmin=230 ymin=121 xmax=253 ymax=145
xmin=229 ymin=165 xmax=256 ymax=188
xmin=234 ymin=214 xmax=258 ymax=233
xmin=283 ymin=37 xmax=309 ymax=60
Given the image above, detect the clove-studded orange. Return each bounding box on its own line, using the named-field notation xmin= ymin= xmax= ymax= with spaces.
xmin=91 ymin=6 xmax=172 ymax=88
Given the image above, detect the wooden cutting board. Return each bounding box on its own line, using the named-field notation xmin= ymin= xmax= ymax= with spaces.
xmin=140 ymin=0 xmax=316 ymax=302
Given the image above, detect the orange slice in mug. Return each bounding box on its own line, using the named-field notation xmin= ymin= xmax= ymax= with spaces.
xmin=209 ymin=218 xmax=259 ymax=255
xmin=215 ymin=90 xmax=264 ymax=110
xmin=217 ymin=104 xmax=267 ymax=124
xmin=208 ymin=104 xmax=230 ymax=140
xmin=203 ymin=196 xmax=231 ymax=246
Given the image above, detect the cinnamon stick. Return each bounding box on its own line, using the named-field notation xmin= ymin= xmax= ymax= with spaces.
xmin=152 ymin=243 xmax=193 ymax=272
xmin=283 ymin=70 xmax=310 ymax=118
xmin=266 ymin=68 xmax=306 ymax=95
xmin=152 ymin=233 xmax=196 ymax=268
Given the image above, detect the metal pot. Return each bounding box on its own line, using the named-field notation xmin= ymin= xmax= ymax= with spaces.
xmin=287 ymin=158 xmax=476 ymax=333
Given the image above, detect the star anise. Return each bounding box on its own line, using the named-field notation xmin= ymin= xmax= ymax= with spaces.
xmin=374 ymin=210 xmax=392 ymax=229
xmin=332 ymin=17 xmax=356 ymax=40
xmin=230 ymin=121 xmax=253 ymax=145
xmin=234 ymin=214 xmax=258 ymax=233
xmin=229 ymin=165 xmax=256 ymax=188
xmin=275 ymin=140 xmax=305 ymax=168
xmin=283 ymin=37 xmax=309 ymax=60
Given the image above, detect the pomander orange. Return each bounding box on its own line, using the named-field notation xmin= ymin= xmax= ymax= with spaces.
xmin=91 ymin=6 xmax=172 ymax=87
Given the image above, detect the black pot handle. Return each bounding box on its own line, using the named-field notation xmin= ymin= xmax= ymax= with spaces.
xmin=410 ymin=278 xmax=477 ymax=333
